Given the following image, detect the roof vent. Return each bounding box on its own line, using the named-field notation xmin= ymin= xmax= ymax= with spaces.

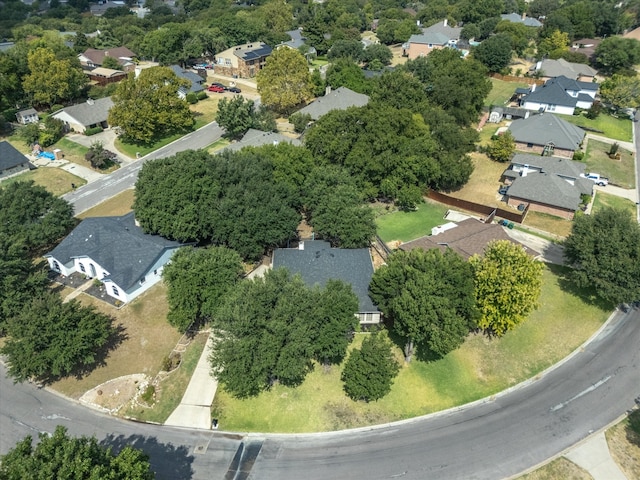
xmin=87 ymin=98 xmax=95 ymax=105
xmin=298 ymin=242 xmax=304 ymax=250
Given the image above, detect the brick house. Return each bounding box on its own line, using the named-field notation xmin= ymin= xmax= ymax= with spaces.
xmin=507 ymin=113 xmax=586 ymax=159
xmin=402 ymin=20 xmax=461 ymax=59
xmin=214 ymin=42 xmax=272 ymax=78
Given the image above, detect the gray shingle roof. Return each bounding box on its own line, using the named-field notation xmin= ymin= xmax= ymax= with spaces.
xmin=45 ymin=212 xmax=184 ymax=292
xmin=272 ymin=240 xmax=378 ymax=313
xmin=500 ymin=13 xmax=543 ymax=27
xmin=0 ymin=141 xmax=29 ymax=171
xmin=524 ymin=82 xmax=579 ymax=108
xmin=538 ymin=58 xmax=597 ymax=79
xmin=510 ymin=153 xmax=587 ymax=178
xmin=297 ymin=86 xmax=370 ymax=120
xmin=222 ymin=129 xmax=302 ymax=153
xmin=169 ymin=65 xmax=205 ymax=94
xmin=53 ymin=97 xmax=114 ymax=127
xmin=507 ymin=172 xmax=582 ymax=210
xmin=508 ymin=113 xmax=585 ymax=151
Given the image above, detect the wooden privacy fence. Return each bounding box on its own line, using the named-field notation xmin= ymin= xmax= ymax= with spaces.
xmin=490 ymin=73 xmax=545 ymax=86
xmin=426 ymin=190 xmax=528 ymax=224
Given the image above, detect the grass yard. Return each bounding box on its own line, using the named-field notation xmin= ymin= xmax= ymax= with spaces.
xmin=207 ymin=138 xmax=230 ymax=154
xmin=1 ymin=167 xmax=86 ymax=196
xmin=606 ymin=412 xmax=640 ymax=480
xmin=191 ymin=96 xmax=221 ymax=129
xmin=591 ymin=191 xmax=637 ymax=218
xmin=518 ymin=457 xmax=591 ymax=479
xmin=583 ymin=139 xmax=635 ymax=188
xmin=123 ymin=332 xmax=208 ymax=424
xmin=50 ymin=283 xmax=182 ymax=399
xmin=211 ymin=266 xmax=610 ymax=433
xmin=564 ymin=113 xmax=632 ymax=142
xmin=376 ymin=200 xmax=449 ymax=243
xmin=485 ymin=78 xmax=529 ymax=107
xmin=77 ymin=189 xmax=135 ymax=219
xmin=446 ymin=152 xmax=509 ymax=206
xmin=522 ymin=211 xmax=573 ymax=238
xmin=0 ymin=135 xmax=31 ymax=154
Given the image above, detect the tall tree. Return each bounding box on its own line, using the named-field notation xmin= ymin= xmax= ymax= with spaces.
xmin=108 ymin=67 xmax=195 ymax=144
xmin=487 ymin=131 xmax=516 ymax=162
xmin=472 ymin=33 xmax=513 ymax=73
xmin=1 ymin=292 xmax=115 ymax=382
xmin=162 ymin=246 xmax=244 ymax=332
xmin=22 ymin=47 xmax=87 ymax=107
xmin=341 ymin=331 xmax=400 ymax=402
xmin=257 ymin=47 xmax=313 ymax=114
xmin=470 ymin=240 xmax=544 ymax=337
xmin=325 ymin=58 xmax=369 ymax=93
xmin=564 ymin=207 xmax=640 ymax=305
xmin=595 ymin=37 xmax=640 ymax=76
xmin=215 ymin=95 xmax=258 ymax=140
xmin=0 ymin=426 xmax=154 ymax=479
xmin=599 ymin=74 xmax=640 ymax=112
xmin=369 ymin=249 xmax=478 ymax=361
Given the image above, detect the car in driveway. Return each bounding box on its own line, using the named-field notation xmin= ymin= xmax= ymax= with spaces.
xmin=227 ymin=86 xmax=242 ymax=93
xmin=207 ymin=85 xmax=225 ymax=93
xmin=580 ymin=173 xmax=609 ymax=186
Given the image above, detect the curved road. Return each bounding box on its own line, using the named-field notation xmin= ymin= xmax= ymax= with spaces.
xmin=2 ymin=309 xmax=638 ymax=480
xmin=62 ymin=122 xmax=224 ymax=215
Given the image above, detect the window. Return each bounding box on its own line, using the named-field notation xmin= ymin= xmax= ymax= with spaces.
xmin=217 ymin=58 xmax=224 ymax=65
xmin=527 ymin=143 xmax=534 ymax=148
xmin=79 ymin=263 xmax=86 ymax=273
xmin=112 ymin=286 xmax=119 ymax=296
xmin=547 ymin=104 xmax=556 ymax=112
xmin=153 ymin=269 xmax=158 ymax=275
xmin=225 ymin=59 xmax=231 ymax=66
xmin=52 ymin=260 xmax=60 ymax=271
xmin=139 ymin=276 xmax=146 ymax=285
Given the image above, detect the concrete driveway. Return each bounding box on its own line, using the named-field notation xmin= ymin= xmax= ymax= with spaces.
xmin=66 ymin=129 xmax=132 ymax=164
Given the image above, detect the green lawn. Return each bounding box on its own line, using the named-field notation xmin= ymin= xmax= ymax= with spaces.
xmin=583 ymin=139 xmax=635 ymax=188
xmin=207 ymin=138 xmax=230 ymax=154
xmin=115 ymin=133 xmax=184 ymax=158
xmin=1 ymin=168 xmax=86 ymax=196
xmin=376 ymin=201 xmax=450 ymax=243
xmin=485 ymin=78 xmax=529 ymax=107
xmin=211 ymin=266 xmax=610 ymax=433
xmin=564 ymin=113 xmax=632 ymax=142
xmin=592 ymin=190 xmax=637 ymax=218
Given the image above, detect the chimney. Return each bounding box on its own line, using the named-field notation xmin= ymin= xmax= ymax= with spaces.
xmin=325 ymin=85 xmax=331 ymax=95
xmin=531 ymin=83 xmax=536 ymax=92
xmin=443 ymin=19 xmax=448 ymax=27
xmin=87 ymin=98 xmax=94 ymax=105
xmin=298 ymin=241 xmax=305 ymax=250
xmin=522 ymin=12 xmax=527 ymax=21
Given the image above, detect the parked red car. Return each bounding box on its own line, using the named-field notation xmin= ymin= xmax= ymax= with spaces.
xmin=207 ymin=85 xmax=225 ymax=93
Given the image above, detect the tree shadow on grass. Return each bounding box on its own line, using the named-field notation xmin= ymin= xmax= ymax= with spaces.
xmin=381 ymin=318 xmax=445 ymax=364
xmin=626 ymin=409 xmax=640 ymax=448
xmin=545 ymin=263 xmax=615 ymax=311
xmin=100 ymin=433 xmax=195 ymax=480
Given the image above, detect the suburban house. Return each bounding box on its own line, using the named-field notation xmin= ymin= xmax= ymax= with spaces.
xmin=519 ymin=75 xmax=598 ymax=115
xmin=399 ymin=218 xmax=532 ymax=259
xmin=277 ymin=29 xmax=317 ymax=57
xmin=488 ymin=105 xmax=528 ymax=123
xmin=52 ymin=97 xmax=114 ymax=133
xmin=86 ymin=67 xmax=127 ymax=86
xmin=214 ymin=42 xmax=272 ymax=78
xmin=297 ymin=86 xmax=370 ymax=121
xmin=168 ymin=65 xmax=205 ymax=98
xmin=507 ymin=113 xmax=586 ymax=158
xmin=78 ymin=47 xmax=136 ymax=72
xmin=15 ymin=108 xmax=39 ymax=125
xmin=500 ymin=12 xmax=543 ymax=28
xmin=0 ymin=141 xmax=31 ymax=181
xmin=45 ymin=212 xmax=188 ymax=304
xmin=533 ymin=58 xmax=598 ymax=81
xmin=271 ymin=240 xmax=381 ymax=325
xmin=402 ymin=19 xmax=462 ymax=59
xmin=222 ymin=129 xmax=302 ymax=153
xmin=570 ymin=38 xmax=601 ymax=61
xmin=501 ymin=153 xmax=594 ymax=219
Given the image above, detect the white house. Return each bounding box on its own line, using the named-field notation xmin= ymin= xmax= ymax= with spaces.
xmin=520 ymin=76 xmax=598 ymax=115
xmin=45 ymin=213 xmax=189 ymax=304
xmin=52 ymin=97 xmax=114 ymax=133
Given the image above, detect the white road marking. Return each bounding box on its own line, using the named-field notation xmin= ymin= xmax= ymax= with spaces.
xmin=550 ymin=375 xmax=612 ymax=412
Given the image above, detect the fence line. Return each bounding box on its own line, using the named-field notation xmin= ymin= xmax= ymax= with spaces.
xmin=426 ymin=190 xmax=528 ymax=223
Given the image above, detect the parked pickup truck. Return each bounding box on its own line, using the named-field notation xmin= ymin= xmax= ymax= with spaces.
xmin=580 ymin=173 xmax=609 ymax=186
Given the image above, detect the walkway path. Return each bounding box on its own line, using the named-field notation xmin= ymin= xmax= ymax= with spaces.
xmin=164 ymin=335 xmax=217 ymax=430
xmin=586 ymin=133 xmax=635 ymax=152
xmin=62 ymin=279 xmax=94 ymax=303
xmin=564 ymin=432 xmax=628 ymax=480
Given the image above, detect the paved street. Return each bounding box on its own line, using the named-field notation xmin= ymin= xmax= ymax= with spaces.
xmin=63 ymin=122 xmax=224 ymax=214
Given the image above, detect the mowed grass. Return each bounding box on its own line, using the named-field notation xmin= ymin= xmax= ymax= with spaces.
xmin=191 ymin=95 xmax=220 ymax=129
xmin=583 ymin=139 xmax=635 ymax=188
xmin=207 ymin=138 xmax=230 ymax=154
xmin=446 ymin=152 xmax=509 ymax=206
xmin=564 ymin=113 xmax=632 ymax=142
xmin=124 ymin=333 xmax=208 ymax=424
xmin=51 ymin=283 xmax=182 ymax=399
xmin=77 ymin=189 xmax=135 ymax=219
xmin=211 ymin=266 xmax=610 ymax=433
xmin=1 ymin=168 xmax=86 ymax=196
xmin=606 ymin=413 xmax=640 ymax=480
xmin=485 ymin=78 xmax=529 ymax=107
xmin=518 ymin=457 xmax=591 ymax=480
xmin=523 ymin=211 xmax=573 ymax=238
xmin=376 ymin=201 xmax=449 ymax=243
xmin=592 ymin=190 xmax=637 ymax=218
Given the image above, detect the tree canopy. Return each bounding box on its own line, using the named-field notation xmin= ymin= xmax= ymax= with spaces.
xmin=599 ymin=74 xmax=640 ymax=111
xmin=210 ymin=268 xmax=358 ymax=397
xmin=0 ymin=426 xmax=154 ymax=480
xmin=369 ymin=248 xmax=478 ymax=361
xmin=595 ymin=37 xmax=640 ymax=76
xmin=564 ymin=207 xmax=640 ymax=305
xmin=472 ymin=33 xmax=513 ymax=73
xmin=108 ymin=67 xmax=195 ymax=144
xmin=162 ymin=246 xmax=244 ymax=332
xmin=470 ymin=240 xmax=544 ymax=336
xmin=257 ymin=47 xmax=313 ymax=114
xmin=487 ymin=131 xmax=516 ymax=162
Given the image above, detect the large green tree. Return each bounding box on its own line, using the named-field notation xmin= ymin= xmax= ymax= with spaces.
xmin=162 ymin=246 xmax=244 ymax=332
xmin=215 ymin=95 xmax=258 ymax=140
xmin=470 ymin=240 xmax=544 ymax=337
xmin=487 ymin=131 xmax=516 ymax=162
xmin=257 ymin=47 xmax=313 ymax=114
xmin=108 ymin=67 xmax=195 ymax=144
xmin=1 ymin=292 xmax=115 ymax=382
xmin=369 ymin=248 xmax=478 ymax=361
xmin=0 ymin=426 xmax=154 ymax=479
xmin=564 ymin=207 xmax=640 ymax=305
xmin=472 ymin=33 xmax=513 ymax=74
xmin=595 ymin=37 xmax=640 ymax=76
xmin=341 ymin=331 xmax=400 ymax=402
xmin=599 ymin=74 xmax=640 ymax=111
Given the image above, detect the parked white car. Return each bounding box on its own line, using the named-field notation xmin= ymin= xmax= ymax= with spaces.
xmin=581 ymin=173 xmax=609 ymax=186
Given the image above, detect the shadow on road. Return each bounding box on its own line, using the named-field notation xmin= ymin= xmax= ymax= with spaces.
xmin=100 ymin=433 xmax=195 ymax=480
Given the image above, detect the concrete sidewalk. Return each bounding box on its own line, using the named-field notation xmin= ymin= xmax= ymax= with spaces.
xmin=564 ymin=432 xmax=628 ymax=480
xmin=586 ymin=133 xmax=635 ymax=152
xmin=164 ymin=334 xmax=217 ymax=430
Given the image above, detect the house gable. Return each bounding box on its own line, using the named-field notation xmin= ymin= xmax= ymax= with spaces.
xmin=508 ymin=113 xmax=585 ymax=152
xmin=221 ymin=129 xmax=302 ymax=153
xmin=0 ymin=141 xmax=30 ymax=179
xmin=297 ymin=86 xmax=370 ymax=120
xmin=52 ymin=97 xmax=114 ymax=132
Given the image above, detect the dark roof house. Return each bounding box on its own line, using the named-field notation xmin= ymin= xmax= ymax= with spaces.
xmin=272 ymin=240 xmax=381 ymax=325
xmin=0 ymin=141 xmax=30 ymax=180
xmin=168 ymin=65 xmax=205 ymax=98
xmin=297 ymin=86 xmax=370 ymax=121
xmin=79 ymin=47 xmax=136 ymax=71
xmin=277 ymin=29 xmax=317 ymax=55
xmin=507 ymin=113 xmax=586 ymax=158
xmin=521 ymin=75 xmax=598 ymax=115
xmin=45 ymin=212 xmax=187 ymax=303
xmin=222 ymin=129 xmax=302 ymax=153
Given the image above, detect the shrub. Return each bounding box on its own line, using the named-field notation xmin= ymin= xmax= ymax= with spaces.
xmin=289 ymin=112 xmax=312 ymax=133
xmin=186 ymin=92 xmax=198 ymax=104
xmin=629 ymin=409 xmax=640 ymax=436
xmin=50 ymin=104 xmax=64 ymax=114
xmin=608 ymin=142 xmax=620 ymax=156
xmin=84 ymin=126 xmax=103 ymax=136
xmin=196 ymin=91 xmax=208 ymax=100
xmin=585 ymin=102 xmax=602 ymax=120
xmin=572 ymin=151 xmax=585 ymax=161
xmin=140 ymin=384 xmax=155 ymax=404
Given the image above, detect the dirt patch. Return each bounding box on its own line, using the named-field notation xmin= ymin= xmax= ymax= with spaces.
xmin=80 ymin=373 xmax=150 ymax=414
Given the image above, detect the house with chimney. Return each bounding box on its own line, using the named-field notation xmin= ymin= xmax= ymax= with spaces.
xmin=500 ymin=12 xmax=543 ymax=28
xmin=519 ymin=75 xmax=598 ymax=115
xmin=78 ymin=47 xmax=136 ymax=72
xmin=52 ymin=97 xmax=114 ymax=133
xmin=402 ymin=20 xmax=462 ymax=59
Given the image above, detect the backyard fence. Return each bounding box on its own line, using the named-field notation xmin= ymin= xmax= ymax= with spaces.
xmin=426 ymin=190 xmax=528 ymax=224
xmin=490 ymin=73 xmax=545 ymax=86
